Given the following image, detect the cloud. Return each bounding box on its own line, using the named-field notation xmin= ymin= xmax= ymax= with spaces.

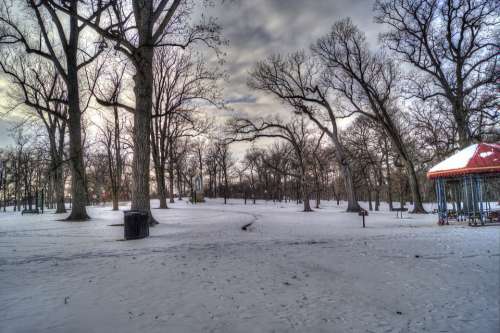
xmin=225 ymin=94 xmax=257 ymax=104
xmin=0 ymin=0 xmax=384 ymax=154
xmin=206 ymin=0 xmax=382 ymax=121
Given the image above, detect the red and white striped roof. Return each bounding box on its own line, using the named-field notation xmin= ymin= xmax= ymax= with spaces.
xmin=427 ymin=143 xmax=500 ymax=179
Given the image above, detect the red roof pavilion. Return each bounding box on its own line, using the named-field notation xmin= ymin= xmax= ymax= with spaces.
xmin=427 ymin=143 xmax=500 ymax=179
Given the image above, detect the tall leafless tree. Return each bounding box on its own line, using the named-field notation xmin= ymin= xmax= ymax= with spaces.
xmin=150 ymin=47 xmax=220 ymax=208
xmin=0 ymin=0 xmax=107 ymax=220
xmin=313 ymin=18 xmax=427 ymax=213
xmin=230 ymin=116 xmax=317 ymax=212
xmin=375 ymin=0 xmax=499 ymax=147
xmin=92 ymin=63 xmax=129 ymax=211
xmin=0 ymin=54 xmax=69 ymax=213
xmin=248 ymin=52 xmax=362 ymax=212
xmin=49 ymin=0 xmax=224 ymax=224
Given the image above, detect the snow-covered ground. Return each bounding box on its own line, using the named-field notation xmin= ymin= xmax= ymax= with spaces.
xmin=1 ymin=199 xmax=499 ymax=333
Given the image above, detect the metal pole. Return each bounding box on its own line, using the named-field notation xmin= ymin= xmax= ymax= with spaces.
xmin=41 ymin=188 xmax=44 ymax=214
xmin=463 ymin=176 xmax=469 ymax=223
xmin=443 ymin=179 xmax=448 ymax=224
xmin=470 ymin=176 xmax=477 ymax=225
xmin=477 ymin=176 xmax=484 ymax=224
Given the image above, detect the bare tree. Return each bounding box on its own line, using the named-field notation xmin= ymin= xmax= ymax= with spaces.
xmin=312 ymin=18 xmax=427 ymax=213
xmin=94 ymin=112 xmax=127 ymax=211
xmin=375 ymin=0 xmax=499 ymax=147
xmin=0 ymin=53 xmax=69 ymax=213
xmin=48 ymin=0 xmax=224 ymax=224
xmin=92 ymin=62 xmax=130 ymax=211
xmin=343 ymin=117 xmax=386 ymax=211
xmin=204 ymin=139 xmax=234 ymax=204
xmin=242 ymin=148 xmax=261 ymax=204
xmin=248 ymin=52 xmax=361 ymax=212
xmin=213 ymin=140 xmax=234 ymax=205
xmin=230 ymin=116 xmax=317 ymax=212
xmin=0 ymin=0 xmax=107 ymax=220
xmin=150 ymin=47 xmax=220 ymax=208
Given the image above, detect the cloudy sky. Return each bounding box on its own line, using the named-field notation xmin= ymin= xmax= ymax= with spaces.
xmin=212 ymin=0 xmax=380 ymax=95
xmin=206 ymin=0 xmax=382 ymax=155
xmin=0 ymin=0 xmax=382 ymax=152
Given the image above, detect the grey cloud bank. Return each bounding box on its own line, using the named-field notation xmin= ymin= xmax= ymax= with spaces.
xmin=206 ymin=0 xmax=381 ymax=116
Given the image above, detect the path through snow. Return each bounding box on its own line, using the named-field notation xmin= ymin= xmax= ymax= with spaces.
xmin=0 ymin=199 xmax=498 ymax=332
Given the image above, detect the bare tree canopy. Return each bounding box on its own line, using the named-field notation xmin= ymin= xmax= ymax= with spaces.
xmin=248 ymin=51 xmax=362 ymax=212
xmin=312 ymin=18 xmax=427 ymax=213
xmin=375 ymin=0 xmax=500 ymax=146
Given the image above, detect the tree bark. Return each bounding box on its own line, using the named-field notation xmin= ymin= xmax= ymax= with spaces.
xmin=131 ymin=44 xmax=157 ymax=224
xmin=340 ymin=163 xmax=361 ymax=212
xmin=168 ymin=159 xmax=175 ymax=203
xmin=324 ymin=120 xmax=360 ymax=212
xmin=382 ymin=120 xmax=427 ymax=213
xmin=368 ymin=188 xmax=373 ymax=211
xmin=54 ymin=161 xmax=66 ymax=213
xmin=403 ymin=159 xmax=427 ymax=213
xmin=47 ymin=122 xmax=66 ymax=214
xmin=155 ymin=167 xmax=167 ymax=208
xmin=112 ymin=107 xmax=122 ymax=211
xmin=454 ymin=102 xmax=472 ymax=148
xmin=65 ymin=44 xmax=88 ymax=220
xmin=302 ymin=178 xmax=312 ymax=212
xmin=223 ymin=170 xmax=228 ymax=204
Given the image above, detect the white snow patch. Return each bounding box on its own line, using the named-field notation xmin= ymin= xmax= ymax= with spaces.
xmin=429 ymin=144 xmax=477 ymax=172
xmin=479 ymin=151 xmax=494 ymax=158
xmin=0 ymin=199 xmax=498 ymax=332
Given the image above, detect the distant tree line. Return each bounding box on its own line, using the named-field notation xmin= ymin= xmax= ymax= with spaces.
xmin=0 ymin=0 xmax=497 ymax=219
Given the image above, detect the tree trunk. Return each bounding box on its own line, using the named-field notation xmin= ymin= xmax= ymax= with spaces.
xmin=155 ymin=166 xmax=167 ymax=209
xmin=381 ymin=119 xmax=426 ymax=214
xmin=322 ymin=105 xmax=360 ymax=212
xmin=54 ymin=162 xmax=66 ymax=213
xmin=454 ymin=102 xmax=472 ymax=148
xmin=403 ymin=159 xmax=427 ymax=213
xmin=340 ymin=163 xmax=361 ymax=212
xmin=399 ymin=175 xmax=405 ymax=209
xmin=302 ymin=180 xmax=312 ymax=212
xmin=385 ymin=153 xmax=394 ymax=211
xmin=65 ymin=72 xmax=88 ymax=220
xmin=64 ymin=7 xmax=88 ymax=221
xmin=48 ymin=128 xmax=66 ymax=214
xmin=300 ymin=167 xmax=313 ymax=212
xmin=113 ymin=106 xmax=122 ymax=211
xmin=168 ymin=157 xmax=175 ymax=203
xmin=111 ymin=192 xmax=119 ymax=211
xmin=223 ymin=171 xmax=228 ymax=204
xmin=375 ymin=166 xmax=382 ymax=211
xmin=314 ymin=172 xmax=321 ymax=209
xmin=368 ymin=188 xmax=373 ymax=211
xmin=158 ymin=177 xmax=167 ymax=209
xmin=131 ymin=45 xmax=156 ymax=225
xmin=177 ymin=166 xmax=183 ymax=200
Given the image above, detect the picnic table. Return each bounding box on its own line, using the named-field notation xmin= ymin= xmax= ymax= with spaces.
xmin=393 ymin=207 xmax=408 ymax=218
xmin=486 ymin=210 xmax=500 ymax=223
xmin=21 ymin=208 xmax=40 ymax=215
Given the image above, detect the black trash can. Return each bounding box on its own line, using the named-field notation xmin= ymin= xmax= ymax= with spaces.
xmin=124 ymin=210 xmax=149 ymax=240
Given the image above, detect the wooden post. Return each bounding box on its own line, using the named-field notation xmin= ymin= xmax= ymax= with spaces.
xmin=358 ymin=209 xmax=368 ymax=228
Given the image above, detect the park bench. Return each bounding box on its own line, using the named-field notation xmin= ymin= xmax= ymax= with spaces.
xmin=21 ymin=208 xmax=40 ymax=215
xmin=486 ymin=210 xmax=500 ymax=223
xmin=393 ymin=207 xmax=408 ymax=218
